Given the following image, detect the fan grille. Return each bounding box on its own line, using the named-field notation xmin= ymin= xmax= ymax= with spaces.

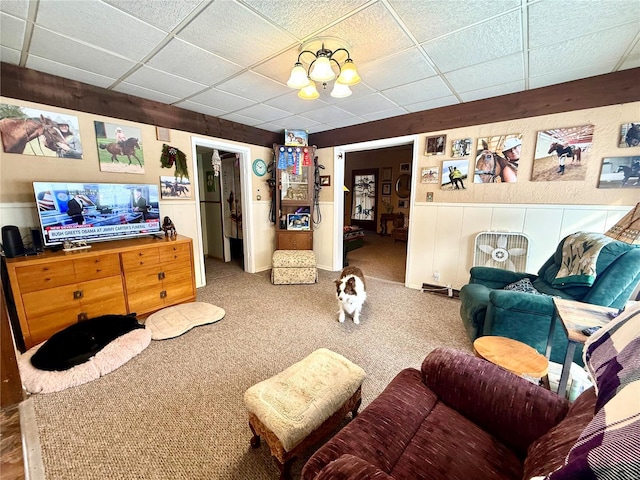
xmin=473 ymin=232 xmax=530 ymax=272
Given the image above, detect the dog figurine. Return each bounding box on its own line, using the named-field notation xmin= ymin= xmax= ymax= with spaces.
xmin=162 ymin=216 xmax=177 ymax=237
xmin=334 ymin=266 xmax=367 ymax=324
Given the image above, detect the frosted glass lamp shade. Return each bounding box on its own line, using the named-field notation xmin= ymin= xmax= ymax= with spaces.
xmin=330 ymin=81 xmax=352 ymax=98
xmin=337 ymin=59 xmax=361 ymax=86
xmin=309 ymin=56 xmax=335 ymax=82
xmin=287 ymin=63 xmax=310 ymax=89
xmin=298 ymin=81 xmax=320 ymax=100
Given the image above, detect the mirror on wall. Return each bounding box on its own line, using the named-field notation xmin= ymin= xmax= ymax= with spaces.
xmin=395 ymin=174 xmax=411 ymax=198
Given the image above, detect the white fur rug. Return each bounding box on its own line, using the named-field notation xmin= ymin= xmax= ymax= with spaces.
xmin=18 ymin=328 xmax=151 ymax=394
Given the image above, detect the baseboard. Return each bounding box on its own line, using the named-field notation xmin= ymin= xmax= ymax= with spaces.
xmin=422 ymin=283 xmax=460 ymax=298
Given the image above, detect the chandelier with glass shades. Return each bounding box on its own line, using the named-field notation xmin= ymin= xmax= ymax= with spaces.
xmin=286 ymin=37 xmax=361 ymax=100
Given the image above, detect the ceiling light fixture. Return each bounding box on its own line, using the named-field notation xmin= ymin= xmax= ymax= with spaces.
xmin=287 ymin=37 xmax=361 ymax=100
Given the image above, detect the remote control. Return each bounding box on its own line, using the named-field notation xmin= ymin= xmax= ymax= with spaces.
xmin=581 ymin=326 xmax=601 ymax=336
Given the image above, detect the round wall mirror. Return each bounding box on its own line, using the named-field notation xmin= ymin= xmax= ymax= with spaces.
xmin=395 ymin=174 xmax=411 ymax=198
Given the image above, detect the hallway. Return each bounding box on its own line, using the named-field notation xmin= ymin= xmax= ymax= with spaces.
xmin=344 ymin=231 xmax=407 ymax=283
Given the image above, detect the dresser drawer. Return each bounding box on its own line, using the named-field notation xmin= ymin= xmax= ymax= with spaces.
xmin=73 ymin=254 xmax=121 ymax=282
xmin=121 ymin=247 xmax=160 ymax=271
xmin=27 ymin=307 xmax=83 ymax=347
xmin=159 ymin=242 xmax=191 ymax=265
xmin=16 ymin=261 xmax=76 ymax=293
xmin=22 ymin=284 xmax=81 ymax=318
xmin=124 ymin=269 xmax=163 ymax=294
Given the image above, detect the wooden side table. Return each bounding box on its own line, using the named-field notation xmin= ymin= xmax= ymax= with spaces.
xmin=547 ymin=298 xmax=614 ymax=398
xmin=473 ymin=336 xmax=549 ymax=380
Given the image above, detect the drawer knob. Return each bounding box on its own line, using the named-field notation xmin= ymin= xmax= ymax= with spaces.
xmin=96 ymin=269 xmax=102 ymax=273
xmin=78 ymin=312 xmax=88 ymax=322
xmin=139 ymin=252 xmax=144 ymax=256
xmin=160 ymin=290 xmax=167 ymax=299
xmin=158 ymin=272 xmax=165 ymax=280
xmin=73 ymin=290 xmax=83 ymax=299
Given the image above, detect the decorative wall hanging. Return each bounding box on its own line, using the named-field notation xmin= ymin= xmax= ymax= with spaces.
xmin=160 ymin=176 xmax=192 ymax=199
xmin=211 ymin=149 xmax=221 ymax=176
xmin=160 ymin=143 xmax=188 ymax=180
xmin=598 ymin=157 xmax=640 ymax=189
xmin=451 ymin=138 xmax=472 ymax=157
xmin=474 ymin=134 xmax=522 ymax=183
xmin=421 ymin=166 xmax=440 ymax=184
xmin=532 ymin=125 xmax=593 ymax=182
xmin=619 ymin=123 xmax=640 ymax=148
xmin=425 ymin=135 xmax=446 ymax=155
xmin=95 ymin=121 xmax=144 ymax=174
xmin=442 ymin=159 xmax=469 ymax=190
xmin=0 ymin=103 xmax=83 ymax=158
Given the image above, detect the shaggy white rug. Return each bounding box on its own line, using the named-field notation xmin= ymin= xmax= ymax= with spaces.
xmin=18 ymin=328 xmax=151 ymax=394
xmin=144 ymin=302 xmax=225 ymax=340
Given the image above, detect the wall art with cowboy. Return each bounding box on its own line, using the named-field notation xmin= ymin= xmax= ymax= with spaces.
xmin=473 ymin=134 xmax=523 ymax=184
xmin=0 ymin=103 xmax=83 ymax=159
xmin=531 ymin=124 xmax=594 ymax=182
xmin=94 ymin=121 xmax=145 ymax=174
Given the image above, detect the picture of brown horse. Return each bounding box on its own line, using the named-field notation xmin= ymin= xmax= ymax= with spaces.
xmin=0 ymin=115 xmax=68 ymax=155
xmin=99 ymin=137 xmax=142 ymax=166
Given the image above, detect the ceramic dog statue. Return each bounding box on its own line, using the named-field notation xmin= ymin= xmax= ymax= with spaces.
xmin=162 ymin=216 xmax=177 ymax=237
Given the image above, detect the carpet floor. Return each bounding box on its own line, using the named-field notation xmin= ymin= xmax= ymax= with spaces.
xmin=28 ymin=260 xmax=471 ymax=479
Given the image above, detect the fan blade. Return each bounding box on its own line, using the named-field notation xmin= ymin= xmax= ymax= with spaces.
xmin=507 ymin=259 xmax=516 ymax=271
xmin=497 ymin=235 xmax=508 ymax=248
xmin=478 ymin=245 xmax=494 ymax=254
xmin=508 ymin=248 xmax=527 ymax=257
xmin=485 ymin=259 xmax=494 ymax=267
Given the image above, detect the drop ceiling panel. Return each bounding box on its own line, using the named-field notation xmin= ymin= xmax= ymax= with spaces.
xmin=234 ymin=103 xmax=290 ymax=123
xmin=252 ymin=46 xmax=302 ymax=84
xmin=122 ymin=66 xmax=208 ymax=99
xmin=382 ymin=76 xmax=454 ymax=106
xmin=338 ymin=93 xmax=399 ymax=116
xmin=356 ymin=48 xmax=436 ymax=91
xmin=265 ymin=115 xmax=321 ymax=130
xmin=173 ymin=100 xmax=227 ymax=118
xmin=36 ymin=0 xmax=166 ymax=62
xmin=176 ymin=1 xmax=296 ymax=68
xmin=528 ymin=63 xmax=618 ymax=90
xmin=263 ymin=91 xmax=330 ymax=115
xmin=301 ymin=105 xmax=357 ymax=124
xmin=26 ymin=56 xmax=117 ymax=88
xmin=113 ymin=82 xmax=182 ymax=104
xmin=1 ymin=13 xmax=25 ymax=50
xmin=188 ymin=88 xmax=256 ymax=112
xmin=103 ymin=0 xmax=204 ymax=32
xmin=404 ymin=96 xmax=459 ymax=113
xmin=0 ymin=1 xmax=28 ymax=18
xmin=220 ymin=112 xmax=263 ymax=127
xmin=216 ymin=71 xmax=291 ymax=102
xmin=445 ymin=53 xmax=523 ymax=93
xmin=1 ymin=46 xmax=20 ymax=64
xmin=362 ymin=106 xmax=408 ymax=122
xmin=459 ymin=80 xmax=524 ymax=103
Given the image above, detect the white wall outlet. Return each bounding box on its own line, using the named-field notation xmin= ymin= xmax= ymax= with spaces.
xmin=433 ymin=272 xmax=440 ymax=282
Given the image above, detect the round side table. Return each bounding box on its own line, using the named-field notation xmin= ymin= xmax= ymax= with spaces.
xmin=473 ymin=336 xmax=549 ymax=381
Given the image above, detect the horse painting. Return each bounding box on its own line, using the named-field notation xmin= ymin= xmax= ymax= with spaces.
xmin=99 ymin=137 xmax=142 ymax=166
xmin=0 ymin=115 xmax=68 ymax=155
xmin=617 ymin=165 xmax=640 ymax=187
xmin=548 ymin=142 xmax=581 ymax=165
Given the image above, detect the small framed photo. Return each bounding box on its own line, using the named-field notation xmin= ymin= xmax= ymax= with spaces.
xmin=399 ymin=163 xmax=410 ymax=172
xmin=160 ymin=176 xmax=192 ymax=199
xmin=287 ymin=213 xmax=310 ymax=230
xmin=421 ymin=166 xmax=440 ymax=184
xmin=156 ymin=126 xmax=170 ymax=142
xmin=382 ymin=182 xmax=392 ymax=195
xmin=382 ymin=167 xmax=392 ymax=181
xmin=319 ymin=175 xmax=331 ymax=186
xmin=451 ymin=138 xmax=472 ymax=157
xmin=382 ymin=196 xmax=391 ymax=204
xmin=425 ymin=134 xmax=446 ymax=155
xmin=398 ymin=200 xmax=408 ymax=209
xmin=619 ymin=123 xmax=640 ymax=147
xmin=284 ymin=129 xmax=308 ymax=146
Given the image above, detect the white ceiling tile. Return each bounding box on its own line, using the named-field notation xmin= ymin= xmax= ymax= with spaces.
xmin=244 ymin=0 xmax=368 ymax=39
xmin=147 ymin=39 xmax=243 ymax=87
xmin=0 ymin=0 xmax=29 ymax=19
xmin=233 ymin=104 xmax=289 ymax=123
xmin=317 ymin=2 xmax=414 ymax=65
xmin=36 ymin=0 xmax=166 ymax=62
xmin=0 ymin=46 xmax=20 ymax=64
xmin=188 ymin=88 xmax=256 ymax=112
xmin=26 ymin=56 xmax=117 ymax=88
xmin=220 ymin=112 xmax=263 ymax=127
xmin=445 ymin=53 xmax=523 ymax=93
xmin=528 ymin=0 xmax=639 ymax=48
xmin=253 ymin=46 xmax=301 ymax=85
xmin=337 ymin=93 xmax=399 ymax=116
xmin=254 ymin=122 xmax=286 ymax=133
xmin=357 ymin=48 xmax=436 ymax=91
xmin=269 ymin=115 xmax=321 ymax=130
xmin=216 ymin=71 xmax=290 ymax=102
xmin=382 ymin=76 xmax=453 ymax=106
xmin=320 ymin=82 xmax=375 ymax=106
xmin=114 ymin=82 xmax=182 ymax=104
xmin=174 ymin=100 xmax=227 ymax=118
xmin=29 ymin=27 xmax=136 ymax=79
xmin=529 ymin=24 xmax=638 ymax=77
xmin=176 ymin=1 xmax=296 ymax=68
xmin=1 ymin=13 xmax=25 ymax=50
xmin=362 ymin=107 xmax=408 ymax=122
xmin=330 ymin=116 xmax=369 ymax=129
xmin=404 ymin=96 xmax=459 ymax=113
xmin=263 ymin=91 xmax=330 ymax=115
xmin=528 ymin=63 xmax=617 ymax=90
xmin=103 ymin=0 xmax=204 ymax=32
xmin=459 ymin=80 xmax=524 ymax=102
xmin=301 ymin=105 xmax=356 ymax=124
xmin=123 ymin=66 xmax=208 ymax=99
xmin=307 ymin=124 xmax=332 ymax=134
xmin=423 ymin=10 xmax=521 ymax=73
xmin=388 ymin=0 xmax=520 ymax=43
xmin=620 ymin=41 xmax=640 ymax=70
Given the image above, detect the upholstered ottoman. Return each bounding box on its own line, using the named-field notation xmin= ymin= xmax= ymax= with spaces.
xmin=244 ymin=348 xmax=365 ymax=479
xmin=271 ymin=249 xmax=317 ymax=285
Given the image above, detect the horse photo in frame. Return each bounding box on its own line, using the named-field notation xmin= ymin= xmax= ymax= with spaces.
xmin=474 ymin=134 xmax=522 ymax=183
xmin=531 ymin=125 xmax=593 ymax=182
xmin=94 ymin=121 xmax=145 ymax=174
xmin=598 ymin=156 xmax=640 ymax=189
xmin=0 ymin=103 xmax=83 ymax=158
xmin=619 ymin=123 xmax=640 ymax=147
xmin=160 ymin=176 xmax=192 ymax=199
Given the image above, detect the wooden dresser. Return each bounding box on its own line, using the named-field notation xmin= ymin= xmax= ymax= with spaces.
xmin=4 ymin=235 xmax=195 ymax=350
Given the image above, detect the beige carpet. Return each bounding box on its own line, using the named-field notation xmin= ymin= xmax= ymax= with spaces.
xmin=29 ymin=259 xmax=471 ymax=479
xmin=344 ymin=230 xmax=407 ymax=283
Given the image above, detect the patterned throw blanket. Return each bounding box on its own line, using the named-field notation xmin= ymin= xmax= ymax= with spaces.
xmin=546 ymin=303 xmax=640 ymax=479
xmin=552 ymin=232 xmax=614 ymax=287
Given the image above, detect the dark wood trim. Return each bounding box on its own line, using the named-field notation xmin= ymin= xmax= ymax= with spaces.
xmin=0 ymin=62 xmax=281 ymax=148
xmin=1 ymin=262 xmax=24 ymax=409
xmin=310 ymin=68 xmax=640 ymax=148
xmin=2 ymin=63 xmax=639 ymax=150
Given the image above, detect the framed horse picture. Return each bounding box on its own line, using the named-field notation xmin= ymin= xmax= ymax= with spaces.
xmin=474 ymin=134 xmax=522 ymax=183
xmin=0 ymin=103 xmax=83 ymax=159
xmin=619 ymin=123 xmax=640 ymax=148
xmin=94 ymin=121 xmax=145 ymax=174
xmin=531 ymin=125 xmax=593 ymax=182
xmin=597 ymin=157 xmax=640 ymax=189
xmin=160 ymin=176 xmax=192 ymax=199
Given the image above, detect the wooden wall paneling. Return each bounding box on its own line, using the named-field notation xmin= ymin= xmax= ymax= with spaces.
xmin=459 ymin=206 xmax=494 ymax=282
xmin=523 ymin=208 xmax=564 ymax=271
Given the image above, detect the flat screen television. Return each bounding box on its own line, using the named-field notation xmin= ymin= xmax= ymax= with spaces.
xmin=33 ymin=182 xmax=161 ymax=247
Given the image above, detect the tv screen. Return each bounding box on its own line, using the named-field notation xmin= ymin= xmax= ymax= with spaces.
xmin=33 ymin=182 xmax=161 ymax=247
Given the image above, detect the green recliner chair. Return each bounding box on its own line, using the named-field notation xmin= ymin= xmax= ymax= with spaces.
xmin=459 ymin=234 xmax=640 ymax=365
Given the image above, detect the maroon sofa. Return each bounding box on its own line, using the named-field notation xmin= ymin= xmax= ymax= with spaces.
xmin=301 ymin=347 xmax=596 ymax=480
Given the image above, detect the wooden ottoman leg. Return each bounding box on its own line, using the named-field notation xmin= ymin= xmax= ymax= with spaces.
xmin=276 ymin=457 xmax=293 ymax=480
xmin=351 ymin=396 xmax=362 ymax=418
xmin=249 ymin=420 xmax=261 ymax=448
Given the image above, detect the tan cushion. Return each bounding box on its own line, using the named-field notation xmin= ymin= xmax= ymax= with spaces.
xmin=244 ymin=348 xmax=365 ymax=452
xmin=145 ymin=302 xmax=225 ymax=340
xmin=272 ymin=250 xmax=316 ymax=268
